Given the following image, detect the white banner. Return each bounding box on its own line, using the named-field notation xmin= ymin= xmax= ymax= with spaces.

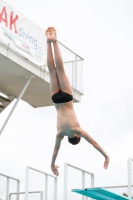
xmin=0 ymin=0 xmax=46 ymax=66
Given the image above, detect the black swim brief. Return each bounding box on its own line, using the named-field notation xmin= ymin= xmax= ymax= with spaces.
xmin=52 ymin=91 xmax=73 ymax=104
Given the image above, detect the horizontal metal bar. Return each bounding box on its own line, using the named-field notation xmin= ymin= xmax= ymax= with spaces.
xmin=102 ymin=185 xmax=133 ymax=189
xmin=57 ymin=40 xmax=84 ymax=60
xmin=67 ymin=163 xmax=94 ymax=175
xmin=28 ymin=166 xmax=57 ymax=178
xmin=62 ymin=59 xmax=82 ymax=64
xmin=10 ymin=191 xmax=43 ymax=195
xmin=0 ymin=173 xmax=20 ymax=182
xmin=41 ymin=59 xmax=83 ymax=69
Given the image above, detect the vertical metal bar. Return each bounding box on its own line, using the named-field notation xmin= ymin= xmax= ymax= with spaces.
xmin=91 ymin=174 xmax=94 ymax=188
xmin=40 ymin=192 xmax=43 ymax=200
xmin=54 ymin=178 xmax=58 ymax=200
xmin=72 ymin=61 xmax=75 ymax=95
xmin=6 ymin=178 xmax=9 ymax=200
xmin=90 ymin=174 xmax=94 ymax=200
xmin=63 ymin=163 xmax=68 ymax=200
xmin=128 ymin=157 xmax=132 ymax=198
xmin=82 ymin=172 xmax=85 ymax=200
xmin=44 ymin=175 xmax=48 ymax=200
xmin=16 ymin=180 xmax=20 ymax=200
xmin=75 ymin=55 xmax=77 ymax=92
xmin=0 ymin=77 xmax=33 ymax=136
xmin=9 ymin=194 xmax=11 ymax=200
xmin=25 ymin=167 xmax=29 ymax=200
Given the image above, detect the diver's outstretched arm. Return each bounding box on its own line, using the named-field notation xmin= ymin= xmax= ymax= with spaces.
xmin=51 ymin=135 xmax=64 ymax=176
xmin=79 ymin=128 xmax=110 ymax=169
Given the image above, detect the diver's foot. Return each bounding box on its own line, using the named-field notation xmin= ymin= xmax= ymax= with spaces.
xmin=45 ymin=27 xmax=52 ymax=43
xmin=51 ymin=27 xmax=57 ymax=42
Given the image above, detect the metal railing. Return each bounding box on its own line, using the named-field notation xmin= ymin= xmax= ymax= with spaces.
xmin=63 ymin=163 xmax=94 ymax=200
xmin=25 ymin=166 xmax=58 ymax=200
xmin=9 ymin=191 xmax=43 ymax=200
xmin=42 ymin=40 xmax=84 ymax=95
xmin=0 ymin=173 xmax=20 ymax=200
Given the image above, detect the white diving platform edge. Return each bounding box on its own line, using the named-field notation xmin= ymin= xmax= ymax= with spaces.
xmin=72 ymin=188 xmax=130 ymax=200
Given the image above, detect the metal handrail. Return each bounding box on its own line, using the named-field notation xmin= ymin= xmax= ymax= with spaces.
xmin=25 ymin=166 xmax=58 ymax=200
xmin=28 ymin=166 xmax=56 ymax=178
xmin=0 ymin=173 xmax=20 ymax=182
xmin=9 ymin=191 xmax=43 ymax=200
xmin=67 ymin=163 xmax=94 ymax=176
xmin=64 ymin=163 xmax=94 ymax=200
xmin=0 ymin=173 xmax=20 ymax=200
xmin=102 ymin=185 xmax=133 ymax=189
xmin=58 ymin=40 xmax=84 ymax=60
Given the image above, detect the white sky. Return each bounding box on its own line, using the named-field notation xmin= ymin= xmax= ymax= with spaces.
xmin=0 ymin=0 xmax=133 ymax=198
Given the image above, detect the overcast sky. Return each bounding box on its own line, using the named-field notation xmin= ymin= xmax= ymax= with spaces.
xmin=0 ymin=0 xmax=133 ymax=199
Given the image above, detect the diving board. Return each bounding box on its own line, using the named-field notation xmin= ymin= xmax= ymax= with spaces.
xmin=72 ymin=188 xmax=130 ymax=200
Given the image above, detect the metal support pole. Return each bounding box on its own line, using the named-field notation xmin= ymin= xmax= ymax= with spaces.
xmin=25 ymin=167 xmax=29 ymax=200
xmin=0 ymin=77 xmax=33 ymax=136
xmin=91 ymin=174 xmax=94 ymax=188
xmin=127 ymin=157 xmax=132 ymax=199
xmin=63 ymin=163 xmax=68 ymax=200
xmin=45 ymin=175 xmax=48 ymax=200
xmin=6 ymin=177 xmax=9 ymax=200
xmin=40 ymin=192 xmax=43 ymax=200
xmin=82 ymin=172 xmax=85 ymax=200
xmin=72 ymin=61 xmax=75 ymax=98
xmin=54 ymin=178 xmax=58 ymax=200
xmin=73 ymin=55 xmax=78 ymax=98
xmin=16 ymin=180 xmax=20 ymax=200
xmin=75 ymin=55 xmax=77 ymax=92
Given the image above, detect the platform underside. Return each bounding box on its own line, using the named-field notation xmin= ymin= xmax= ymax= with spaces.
xmin=0 ymin=53 xmax=79 ymax=112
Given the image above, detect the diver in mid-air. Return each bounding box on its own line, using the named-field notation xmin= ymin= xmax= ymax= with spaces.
xmin=46 ymin=27 xmax=110 ymax=176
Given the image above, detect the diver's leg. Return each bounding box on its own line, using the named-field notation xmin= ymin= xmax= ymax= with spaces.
xmin=46 ymin=28 xmax=60 ymax=96
xmin=51 ymin=27 xmax=72 ymax=95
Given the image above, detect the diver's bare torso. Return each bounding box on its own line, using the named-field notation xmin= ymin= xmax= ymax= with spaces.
xmin=55 ymin=101 xmax=81 ymax=138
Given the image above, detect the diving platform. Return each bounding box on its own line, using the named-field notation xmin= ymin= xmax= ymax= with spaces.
xmin=0 ymin=40 xmax=84 ymax=112
xmin=72 ymin=188 xmax=130 ymax=200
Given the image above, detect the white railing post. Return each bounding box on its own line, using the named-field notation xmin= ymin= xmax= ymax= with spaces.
xmin=9 ymin=194 xmax=11 ymax=200
xmin=63 ymin=163 xmax=68 ymax=200
xmin=44 ymin=175 xmax=48 ymax=200
xmin=127 ymin=157 xmax=132 ymax=199
xmin=82 ymin=171 xmax=85 ymax=200
xmin=75 ymin=55 xmax=77 ymax=92
xmin=91 ymin=174 xmax=94 ymax=188
xmin=54 ymin=177 xmax=58 ymax=200
xmin=16 ymin=180 xmax=20 ymax=200
xmin=72 ymin=61 xmax=75 ymax=96
xmin=6 ymin=177 xmax=9 ymax=200
xmin=25 ymin=167 xmax=29 ymax=200
xmin=40 ymin=192 xmax=43 ymax=200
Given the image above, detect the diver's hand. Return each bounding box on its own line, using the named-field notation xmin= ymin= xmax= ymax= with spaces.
xmin=51 ymin=165 xmax=59 ymax=176
xmin=104 ymin=156 xmax=110 ymax=169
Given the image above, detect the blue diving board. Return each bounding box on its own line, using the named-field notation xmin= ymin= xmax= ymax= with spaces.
xmin=72 ymin=188 xmax=130 ymax=200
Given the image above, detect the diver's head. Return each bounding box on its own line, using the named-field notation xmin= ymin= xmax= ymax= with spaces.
xmin=68 ymin=134 xmax=81 ymax=145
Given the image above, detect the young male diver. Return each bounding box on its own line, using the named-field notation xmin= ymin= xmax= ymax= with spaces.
xmin=46 ymin=27 xmax=110 ymax=176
